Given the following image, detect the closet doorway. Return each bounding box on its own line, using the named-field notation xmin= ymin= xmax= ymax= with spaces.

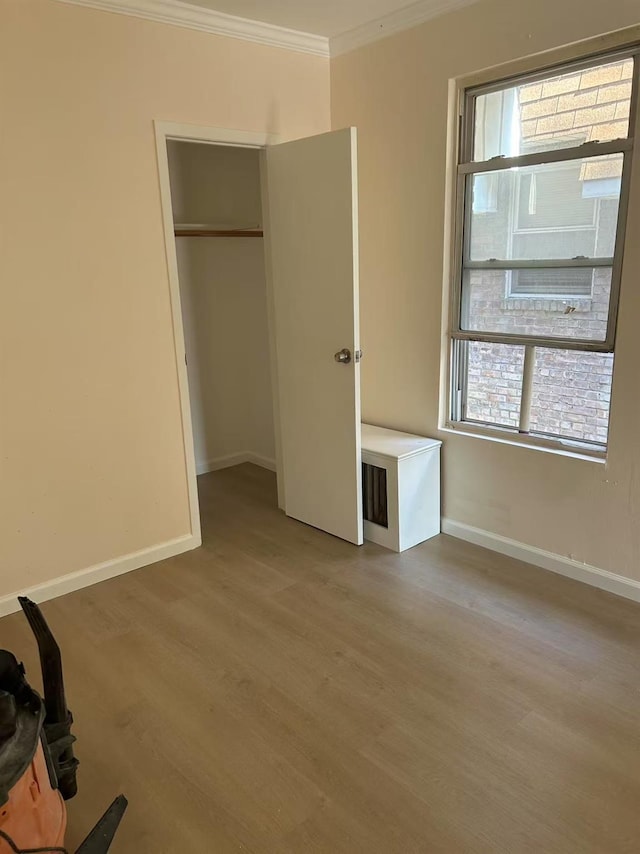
xmin=155 ymin=123 xmax=364 ymax=547
xmin=167 ymin=139 xmax=276 ymax=480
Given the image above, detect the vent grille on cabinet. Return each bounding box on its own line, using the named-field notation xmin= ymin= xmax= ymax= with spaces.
xmin=362 ymin=462 xmax=388 ymax=528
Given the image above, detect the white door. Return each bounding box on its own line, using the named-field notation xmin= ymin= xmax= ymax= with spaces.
xmin=264 ymin=128 xmax=363 ymax=545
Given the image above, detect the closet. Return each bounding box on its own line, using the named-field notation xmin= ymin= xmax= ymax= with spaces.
xmin=167 ymin=141 xmax=276 ymax=485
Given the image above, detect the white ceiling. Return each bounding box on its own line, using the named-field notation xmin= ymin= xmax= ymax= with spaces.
xmin=183 ymin=0 xmax=443 ymax=38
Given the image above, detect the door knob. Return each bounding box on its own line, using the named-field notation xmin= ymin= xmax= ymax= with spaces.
xmin=334 ymin=348 xmax=352 ymax=364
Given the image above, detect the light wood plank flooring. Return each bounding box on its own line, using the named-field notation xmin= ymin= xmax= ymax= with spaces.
xmin=2 ymin=464 xmax=639 ymax=852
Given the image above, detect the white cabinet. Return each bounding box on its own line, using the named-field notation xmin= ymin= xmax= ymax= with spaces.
xmin=361 ymin=424 xmax=442 ymax=552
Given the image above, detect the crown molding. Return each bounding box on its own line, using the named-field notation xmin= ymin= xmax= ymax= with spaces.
xmin=54 ymin=0 xmax=482 ymax=60
xmin=54 ymin=0 xmax=330 ymax=57
xmin=330 ymin=0 xmax=481 ymax=57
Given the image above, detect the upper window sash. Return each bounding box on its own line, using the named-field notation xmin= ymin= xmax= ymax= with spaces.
xmin=460 ymin=46 xmax=640 ymax=168
xmin=451 ymin=47 xmax=639 ymax=353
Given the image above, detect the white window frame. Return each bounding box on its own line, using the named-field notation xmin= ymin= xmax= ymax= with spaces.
xmin=446 ymin=45 xmax=640 ymax=457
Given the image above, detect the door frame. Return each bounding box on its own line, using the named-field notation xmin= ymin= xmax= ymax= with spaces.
xmin=154 ymin=121 xmax=282 ymax=543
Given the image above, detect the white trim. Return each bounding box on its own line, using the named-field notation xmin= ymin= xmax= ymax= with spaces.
xmin=196 ymin=452 xmax=277 ymax=475
xmin=54 ymin=0 xmax=490 ymax=59
xmin=441 ymin=518 xmax=640 ymax=603
xmin=158 ymin=121 xmax=278 ymax=148
xmin=155 ymin=122 xmax=203 ymax=547
xmin=246 ymin=453 xmax=277 ymax=472
xmin=54 ymin=0 xmax=330 ymax=57
xmin=259 ymin=149 xmax=286 ymax=511
xmin=0 ymin=534 xmax=198 ymax=619
xmin=330 ymin=0 xmax=481 ymax=57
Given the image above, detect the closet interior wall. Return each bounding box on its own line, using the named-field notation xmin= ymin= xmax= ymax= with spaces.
xmin=167 ymin=141 xmax=276 ymax=474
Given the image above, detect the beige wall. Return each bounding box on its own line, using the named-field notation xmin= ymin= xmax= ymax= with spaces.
xmin=168 ymin=142 xmax=275 ymax=469
xmin=331 ymin=2 xmax=640 ymax=580
xmin=0 ymin=0 xmax=329 ymax=596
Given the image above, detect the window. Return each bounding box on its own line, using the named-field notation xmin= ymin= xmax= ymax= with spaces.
xmin=449 ymin=48 xmax=638 ymax=454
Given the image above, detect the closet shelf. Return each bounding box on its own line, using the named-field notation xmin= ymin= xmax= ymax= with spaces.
xmin=174 ymin=223 xmax=263 ymax=237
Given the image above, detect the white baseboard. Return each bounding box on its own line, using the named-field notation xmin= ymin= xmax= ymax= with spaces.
xmin=441 ymin=518 xmax=640 ymax=603
xmin=246 ymin=453 xmax=277 ymax=472
xmin=196 ymin=452 xmax=276 ymax=475
xmin=0 ymin=533 xmax=200 ymax=619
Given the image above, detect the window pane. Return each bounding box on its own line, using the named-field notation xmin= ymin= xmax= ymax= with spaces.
xmin=471 ymin=56 xmax=633 ymax=161
xmin=468 ymin=155 xmax=622 ymax=262
xmin=529 ymin=349 xmax=614 ymax=444
xmin=464 ymin=342 xmax=524 ymax=427
xmin=461 ymin=267 xmax=611 ymax=341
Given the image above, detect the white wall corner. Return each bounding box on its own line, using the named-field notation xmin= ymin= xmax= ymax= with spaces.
xmin=0 ymin=533 xmax=200 ymax=619
xmin=441 ymin=518 xmax=640 ymax=603
xmin=54 ymin=0 xmax=330 ymax=57
xmin=330 ymin=0 xmax=481 ymax=57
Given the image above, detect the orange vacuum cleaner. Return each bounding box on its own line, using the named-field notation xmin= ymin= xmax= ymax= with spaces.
xmin=0 ymin=597 xmax=127 ymax=853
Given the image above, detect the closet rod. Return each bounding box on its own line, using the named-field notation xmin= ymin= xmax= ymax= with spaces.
xmin=174 ymin=228 xmax=263 ymax=237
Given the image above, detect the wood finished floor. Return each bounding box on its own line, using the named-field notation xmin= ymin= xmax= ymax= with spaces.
xmin=2 ymin=464 xmax=640 ymax=852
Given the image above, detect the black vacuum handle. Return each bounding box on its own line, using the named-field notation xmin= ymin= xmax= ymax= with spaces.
xmin=18 ymin=597 xmax=67 ymax=720
xmin=18 ymin=596 xmax=78 ymax=799
xmin=75 ymin=795 xmax=128 ymax=854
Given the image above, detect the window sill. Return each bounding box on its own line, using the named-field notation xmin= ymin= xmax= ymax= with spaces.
xmin=441 ymin=421 xmax=607 ymax=463
xmin=503 ymin=297 xmax=592 ymax=312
